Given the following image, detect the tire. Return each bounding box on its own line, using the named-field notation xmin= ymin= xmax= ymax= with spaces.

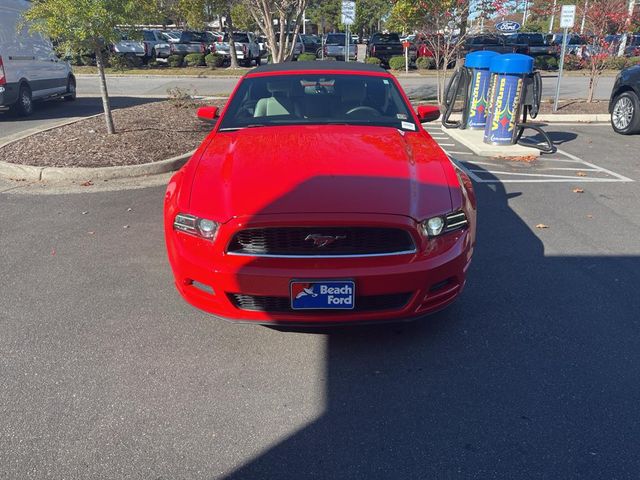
xmin=611 ymin=91 xmax=640 ymax=135
xmin=11 ymin=83 xmax=33 ymax=116
xmin=64 ymin=76 xmax=76 ymax=101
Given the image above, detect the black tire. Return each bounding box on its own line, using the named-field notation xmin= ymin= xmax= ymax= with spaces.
xmin=64 ymin=76 xmax=76 ymax=101
xmin=11 ymin=83 xmax=33 ymax=116
xmin=611 ymin=91 xmax=640 ymax=135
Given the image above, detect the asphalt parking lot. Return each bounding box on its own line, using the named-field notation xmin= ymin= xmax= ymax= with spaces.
xmin=1 ymin=122 xmax=640 ymax=478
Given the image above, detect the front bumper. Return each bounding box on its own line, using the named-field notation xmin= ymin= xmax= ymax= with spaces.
xmin=165 ymin=213 xmax=474 ymax=325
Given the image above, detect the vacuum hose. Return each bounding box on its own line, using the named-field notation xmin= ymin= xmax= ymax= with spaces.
xmin=516 ymin=72 xmax=556 ymax=154
xmin=442 ymin=67 xmax=471 ymax=129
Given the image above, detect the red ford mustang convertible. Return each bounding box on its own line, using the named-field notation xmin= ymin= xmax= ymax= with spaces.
xmin=164 ymin=62 xmax=476 ymax=325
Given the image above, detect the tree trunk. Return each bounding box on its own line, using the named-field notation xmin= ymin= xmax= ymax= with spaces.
xmin=226 ymin=9 xmax=240 ymax=68
xmin=95 ymin=48 xmax=115 ymax=134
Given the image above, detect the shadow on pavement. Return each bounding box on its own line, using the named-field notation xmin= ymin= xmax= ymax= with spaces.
xmin=0 ymin=96 xmax=162 ymax=122
xmin=224 ymin=165 xmax=640 ymax=478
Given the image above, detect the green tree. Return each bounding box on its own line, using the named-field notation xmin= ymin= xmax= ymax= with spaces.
xmin=24 ymin=0 xmax=158 ymax=134
xmin=231 ymin=3 xmax=257 ymax=31
xmin=307 ymin=0 xmax=340 ymax=34
xmin=354 ymin=0 xmax=392 ymax=37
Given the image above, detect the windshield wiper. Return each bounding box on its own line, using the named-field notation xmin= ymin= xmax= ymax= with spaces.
xmin=218 ymin=124 xmax=269 ymax=132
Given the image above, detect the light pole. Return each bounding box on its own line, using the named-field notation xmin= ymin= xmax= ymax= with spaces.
xmin=522 ymin=0 xmax=529 ymax=25
xmin=548 ymin=0 xmax=557 ymax=33
xmin=580 ymin=0 xmax=588 ymax=34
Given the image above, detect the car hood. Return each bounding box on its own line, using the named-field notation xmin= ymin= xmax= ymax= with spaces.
xmin=189 ymin=125 xmax=453 ymax=222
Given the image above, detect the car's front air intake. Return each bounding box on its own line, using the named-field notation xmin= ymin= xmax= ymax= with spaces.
xmin=226 ymin=227 xmax=416 ymax=257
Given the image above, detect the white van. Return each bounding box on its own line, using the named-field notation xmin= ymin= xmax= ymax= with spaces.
xmin=0 ymin=0 xmax=75 ymax=116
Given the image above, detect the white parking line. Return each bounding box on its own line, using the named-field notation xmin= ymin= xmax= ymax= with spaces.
xmin=437 ymin=131 xmax=633 ymax=184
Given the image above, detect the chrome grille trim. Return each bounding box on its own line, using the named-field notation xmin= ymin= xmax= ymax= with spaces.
xmin=226 ymin=249 xmax=417 ymax=259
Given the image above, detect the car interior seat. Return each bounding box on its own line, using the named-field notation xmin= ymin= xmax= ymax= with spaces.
xmin=254 ymin=79 xmax=300 ymax=117
xmin=338 ymin=78 xmax=367 ymax=115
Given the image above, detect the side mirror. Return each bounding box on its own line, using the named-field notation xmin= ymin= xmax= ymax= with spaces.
xmin=416 ymin=105 xmax=441 ymax=123
xmin=197 ymin=106 xmax=218 ymax=122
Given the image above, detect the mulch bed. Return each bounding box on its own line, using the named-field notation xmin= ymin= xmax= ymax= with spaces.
xmin=538 ymin=100 xmax=609 ymax=115
xmin=0 ymin=100 xmax=226 ymax=168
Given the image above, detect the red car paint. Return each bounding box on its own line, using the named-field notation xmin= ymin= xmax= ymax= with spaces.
xmin=164 ymin=64 xmax=476 ymax=324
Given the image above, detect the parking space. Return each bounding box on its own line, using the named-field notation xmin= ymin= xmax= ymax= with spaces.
xmin=424 ymin=123 xmax=635 ymax=184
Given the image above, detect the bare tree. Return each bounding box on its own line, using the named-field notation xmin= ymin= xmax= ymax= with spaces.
xmin=244 ymin=0 xmax=308 ymax=63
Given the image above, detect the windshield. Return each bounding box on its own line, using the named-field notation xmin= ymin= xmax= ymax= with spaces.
xmin=218 ymin=74 xmax=416 ymax=131
xmin=181 ymin=31 xmax=207 ymax=43
xmin=223 ymin=33 xmax=250 ymax=43
xmin=372 ymin=33 xmax=401 ymax=43
xmin=326 ymin=34 xmax=355 ymax=45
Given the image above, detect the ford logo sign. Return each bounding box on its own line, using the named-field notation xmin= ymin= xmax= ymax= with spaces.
xmin=496 ymin=21 xmax=521 ymax=33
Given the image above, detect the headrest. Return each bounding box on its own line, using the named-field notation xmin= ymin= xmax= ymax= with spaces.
xmin=340 ymin=79 xmax=367 ymax=103
xmin=267 ymin=79 xmax=291 ymax=95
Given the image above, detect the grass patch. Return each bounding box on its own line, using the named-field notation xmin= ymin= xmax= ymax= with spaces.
xmin=73 ymin=65 xmax=251 ymax=77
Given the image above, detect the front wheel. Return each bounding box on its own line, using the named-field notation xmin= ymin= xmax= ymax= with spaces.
xmin=64 ymin=76 xmax=76 ymax=101
xmin=611 ymin=91 xmax=640 ymax=135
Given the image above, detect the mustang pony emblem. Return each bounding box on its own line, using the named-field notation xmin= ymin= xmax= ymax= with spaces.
xmin=305 ymin=234 xmax=347 ymax=248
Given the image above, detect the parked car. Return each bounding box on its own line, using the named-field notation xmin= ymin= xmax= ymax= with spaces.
xmin=257 ymin=36 xmax=268 ymax=57
xmin=212 ymin=32 xmax=261 ymax=66
xmin=164 ymin=62 xmax=476 ymax=324
xmin=323 ymin=33 xmax=357 ymax=61
xmin=609 ymin=64 xmax=640 ymax=134
xmin=112 ymin=31 xmax=146 ymax=62
xmin=167 ymin=31 xmax=208 ymax=57
xmin=0 ymin=0 xmax=76 ymax=116
xmin=547 ymin=33 xmax=591 ymax=56
xmin=300 ymin=34 xmax=321 ymax=57
xmin=463 ymin=34 xmax=529 ymax=55
xmin=505 ymin=33 xmax=557 ymax=57
xmin=366 ymin=32 xmax=404 ymax=66
xmin=605 ymin=34 xmax=640 ymax=57
xmin=142 ymin=29 xmax=169 ymax=61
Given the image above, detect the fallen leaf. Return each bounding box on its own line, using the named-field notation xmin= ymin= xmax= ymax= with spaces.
xmin=127 ymin=208 xmax=133 ymax=212
xmin=535 ymin=224 xmax=549 ymax=229
xmin=82 ymin=211 xmax=89 ymax=215
xmin=80 ymin=180 xmax=94 ymax=187
xmin=123 ymin=225 xmax=129 ymax=229
xmin=51 ymin=248 xmax=56 ymax=256
xmin=576 ymin=172 xmax=587 ymax=177
xmin=87 ymin=231 xmax=95 ymax=235
xmin=572 ymin=188 xmax=584 ymax=193
xmin=586 ymin=214 xmax=593 ymax=219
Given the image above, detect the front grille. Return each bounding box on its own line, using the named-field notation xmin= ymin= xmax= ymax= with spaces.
xmin=228 ymin=292 xmax=413 ymax=313
xmin=227 ymin=227 xmax=415 ymax=257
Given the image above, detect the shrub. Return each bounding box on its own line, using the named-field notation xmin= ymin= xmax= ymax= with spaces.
xmin=167 ymin=54 xmax=183 ymax=67
xmin=562 ymin=54 xmax=584 ymax=70
xmin=205 ymin=53 xmax=225 ymax=68
xmin=416 ymin=56 xmax=435 ymax=70
xmin=184 ymin=53 xmax=205 ymax=67
xmin=604 ymin=56 xmax=628 ymax=70
xmin=108 ymin=54 xmax=130 ymax=70
xmin=388 ymin=55 xmax=406 ymax=70
xmin=534 ymin=55 xmax=558 ymax=71
xmin=628 ymin=56 xmax=640 ymax=66
xmin=166 ymin=87 xmax=198 ymax=108
xmin=365 ymin=57 xmax=382 ymax=65
xmin=298 ymin=52 xmax=316 ymax=61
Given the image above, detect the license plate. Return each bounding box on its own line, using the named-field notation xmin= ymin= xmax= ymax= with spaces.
xmin=290 ymin=280 xmax=355 ymax=310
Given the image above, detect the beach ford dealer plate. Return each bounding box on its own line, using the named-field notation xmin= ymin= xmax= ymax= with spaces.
xmin=290 ymin=281 xmax=355 ymax=310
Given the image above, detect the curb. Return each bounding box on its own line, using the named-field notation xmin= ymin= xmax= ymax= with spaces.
xmin=0 ymin=151 xmax=194 ymax=182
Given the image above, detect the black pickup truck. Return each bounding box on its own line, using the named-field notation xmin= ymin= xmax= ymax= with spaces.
xmin=366 ymin=32 xmax=404 ymax=66
xmin=463 ymin=34 xmax=529 ymax=56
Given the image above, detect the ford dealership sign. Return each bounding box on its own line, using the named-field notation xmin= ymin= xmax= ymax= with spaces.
xmin=496 ymin=21 xmax=521 ymax=33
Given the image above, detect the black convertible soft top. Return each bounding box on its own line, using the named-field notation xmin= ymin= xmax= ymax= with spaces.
xmin=248 ymin=61 xmax=386 ymax=75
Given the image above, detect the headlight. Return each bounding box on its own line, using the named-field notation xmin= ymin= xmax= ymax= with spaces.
xmin=420 ymin=211 xmax=468 ymax=238
xmin=174 ymin=213 xmax=219 ymax=240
